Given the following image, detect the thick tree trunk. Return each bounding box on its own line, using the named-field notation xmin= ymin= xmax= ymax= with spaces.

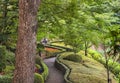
xmin=13 ymin=0 xmax=40 ymax=83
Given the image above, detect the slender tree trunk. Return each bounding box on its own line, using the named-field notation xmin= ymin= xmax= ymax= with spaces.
xmin=85 ymin=41 xmax=88 ymax=56
xmin=113 ymin=36 xmax=117 ymax=56
xmin=103 ymin=44 xmax=112 ymax=83
xmin=13 ymin=0 xmax=40 ymax=83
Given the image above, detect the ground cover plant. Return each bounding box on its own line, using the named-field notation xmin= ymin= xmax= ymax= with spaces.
xmin=58 ymin=52 xmax=117 ymax=83
xmin=88 ymin=49 xmax=120 ymax=82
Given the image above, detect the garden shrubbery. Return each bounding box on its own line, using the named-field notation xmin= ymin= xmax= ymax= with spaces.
xmin=34 ymin=73 xmax=44 ymax=83
xmin=0 ymin=45 xmax=15 ymax=72
xmin=88 ymin=49 xmax=120 ymax=79
xmin=0 ymin=75 xmax=12 ymax=83
xmin=3 ymin=66 xmax=15 ymax=76
xmin=35 ymin=55 xmax=48 ymax=81
xmin=57 ymin=52 xmax=117 ymax=83
xmin=63 ymin=54 xmax=82 ymax=62
xmin=0 ymin=45 xmax=7 ymax=72
xmin=41 ymin=62 xmax=49 ymax=80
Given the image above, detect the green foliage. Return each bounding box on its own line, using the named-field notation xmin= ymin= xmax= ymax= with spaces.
xmin=3 ymin=66 xmax=15 ymax=76
xmin=35 ymin=64 xmax=41 ymax=69
xmin=0 ymin=45 xmax=15 ymax=72
xmin=41 ymin=62 xmax=49 ymax=80
xmin=63 ymin=54 xmax=82 ymax=62
xmin=34 ymin=73 xmax=44 ymax=83
xmin=58 ymin=52 xmax=117 ymax=83
xmin=37 ymin=43 xmax=44 ymax=51
xmin=5 ymin=51 xmax=15 ymax=65
xmin=35 ymin=55 xmax=42 ymax=65
xmin=0 ymin=0 xmax=18 ymax=46
xmin=88 ymin=49 xmax=102 ymax=61
xmin=0 ymin=45 xmax=7 ymax=72
xmin=35 ymin=56 xmax=48 ymax=80
xmin=88 ymin=49 xmax=120 ymax=80
xmin=0 ymin=75 xmax=12 ymax=83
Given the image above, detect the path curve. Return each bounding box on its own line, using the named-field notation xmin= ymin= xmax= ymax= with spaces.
xmin=44 ymin=57 xmax=65 ymax=83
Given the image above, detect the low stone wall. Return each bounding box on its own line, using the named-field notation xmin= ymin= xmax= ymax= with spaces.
xmin=54 ymin=54 xmax=72 ymax=83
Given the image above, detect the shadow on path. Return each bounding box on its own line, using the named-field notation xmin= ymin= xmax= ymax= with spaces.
xmin=44 ymin=57 xmax=65 ymax=83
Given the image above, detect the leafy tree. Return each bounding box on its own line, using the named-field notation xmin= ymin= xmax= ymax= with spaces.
xmin=0 ymin=0 xmax=18 ymax=50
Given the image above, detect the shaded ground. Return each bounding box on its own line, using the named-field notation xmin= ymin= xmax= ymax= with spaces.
xmin=44 ymin=57 xmax=65 ymax=83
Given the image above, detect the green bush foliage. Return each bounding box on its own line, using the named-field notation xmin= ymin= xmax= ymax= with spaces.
xmin=88 ymin=49 xmax=102 ymax=61
xmin=34 ymin=73 xmax=44 ymax=83
xmin=5 ymin=51 xmax=15 ymax=65
xmin=3 ymin=66 xmax=15 ymax=76
xmin=63 ymin=54 xmax=82 ymax=62
xmin=35 ymin=64 xmax=41 ymax=69
xmin=35 ymin=55 xmax=42 ymax=65
xmin=41 ymin=62 xmax=49 ymax=80
xmin=0 ymin=45 xmax=7 ymax=72
xmin=35 ymin=56 xmax=49 ymax=80
xmin=0 ymin=45 xmax=15 ymax=72
xmin=0 ymin=75 xmax=12 ymax=83
xmin=58 ymin=52 xmax=117 ymax=83
xmin=88 ymin=49 xmax=120 ymax=79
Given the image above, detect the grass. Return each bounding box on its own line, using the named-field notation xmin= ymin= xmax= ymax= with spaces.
xmin=59 ymin=52 xmax=117 ymax=83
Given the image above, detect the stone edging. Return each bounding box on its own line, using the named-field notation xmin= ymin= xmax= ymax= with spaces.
xmin=54 ymin=53 xmax=72 ymax=83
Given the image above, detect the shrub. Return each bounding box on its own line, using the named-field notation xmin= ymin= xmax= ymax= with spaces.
xmin=63 ymin=54 xmax=82 ymax=62
xmin=0 ymin=45 xmax=7 ymax=72
xmin=3 ymin=66 xmax=15 ymax=76
xmin=35 ymin=55 xmax=42 ymax=65
xmin=0 ymin=45 xmax=15 ymax=72
xmin=113 ymin=66 xmax=120 ymax=75
xmin=35 ymin=56 xmax=49 ymax=81
xmin=0 ymin=75 xmax=12 ymax=83
xmin=88 ymin=49 xmax=120 ymax=80
xmin=88 ymin=49 xmax=102 ymax=61
xmin=35 ymin=64 xmax=41 ymax=69
xmin=5 ymin=51 xmax=15 ymax=65
xmin=34 ymin=73 xmax=44 ymax=83
xmin=41 ymin=62 xmax=49 ymax=80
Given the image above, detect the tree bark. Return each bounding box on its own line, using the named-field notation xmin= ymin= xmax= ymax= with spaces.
xmin=85 ymin=41 xmax=88 ymax=56
xmin=13 ymin=0 xmax=40 ymax=83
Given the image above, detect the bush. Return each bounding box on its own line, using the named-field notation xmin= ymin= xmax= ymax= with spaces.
xmin=41 ymin=62 xmax=49 ymax=80
xmin=88 ymin=49 xmax=102 ymax=61
xmin=0 ymin=45 xmax=7 ymax=72
xmin=3 ymin=66 xmax=15 ymax=76
xmin=88 ymin=49 xmax=120 ymax=80
xmin=35 ymin=55 xmax=42 ymax=65
xmin=34 ymin=73 xmax=44 ymax=83
xmin=0 ymin=75 xmax=12 ymax=83
xmin=113 ymin=66 xmax=120 ymax=75
xmin=63 ymin=54 xmax=82 ymax=62
xmin=35 ymin=56 xmax=49 ymax=80
xmin=35 ymin=64 xmax=41 ymax=69
xmin=5 ymin=51 xmax=15 ymax=65
xmin=0 ymin=45 xmax=15 ymax=72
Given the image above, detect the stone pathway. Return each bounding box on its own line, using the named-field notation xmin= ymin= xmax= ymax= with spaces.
xmin=44 ymin=57 xmax=65 ymax=83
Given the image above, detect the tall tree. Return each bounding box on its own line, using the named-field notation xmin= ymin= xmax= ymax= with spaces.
xmin=13 ymin=0 xmax=40 ymax=83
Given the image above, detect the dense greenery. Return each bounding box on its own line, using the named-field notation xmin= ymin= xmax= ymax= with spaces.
xmin=0 ymin=0 xmax=120 ymax=83
xmin=57 ymin=52 xmax=117 ymax=83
